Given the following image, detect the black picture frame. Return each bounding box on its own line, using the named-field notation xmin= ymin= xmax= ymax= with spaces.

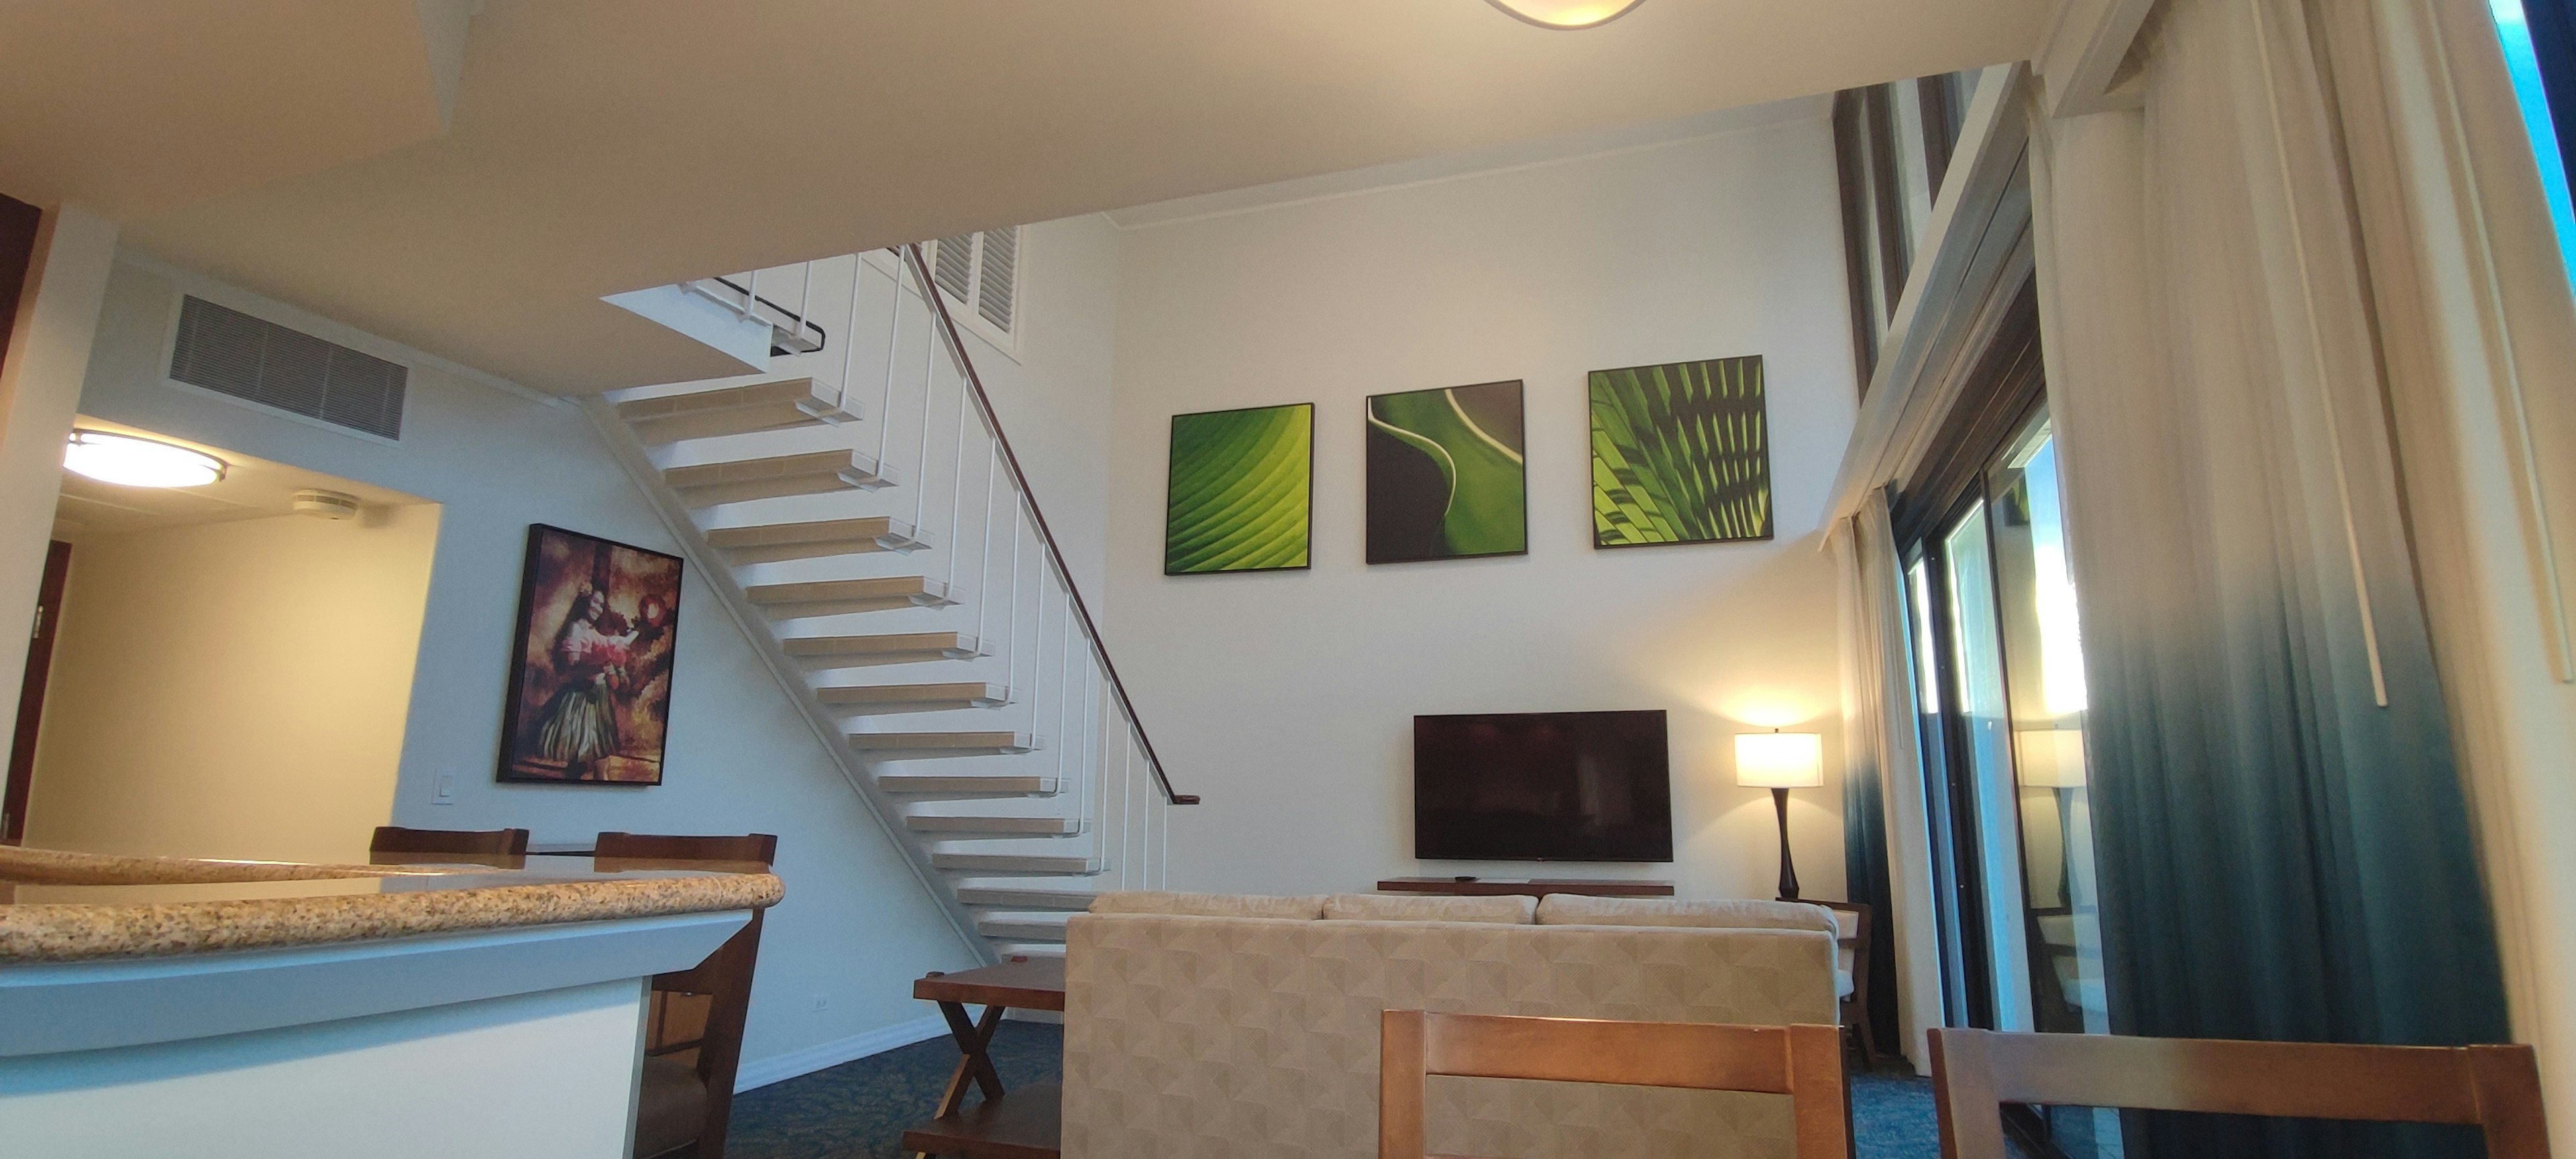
xmin=494 ymin=524 xmax=684 ymax=785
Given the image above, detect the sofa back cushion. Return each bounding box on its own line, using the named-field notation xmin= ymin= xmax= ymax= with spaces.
xmin=1064 ymin=913 xmax=1836 ymax=1159
xmin=1324 ymin=892 xmax=1536 ymax=924
xmin=1535 ymin=894 xmax=1836 ymax=934
xmin=1089 ymin=891 xmax=1326 ymax=920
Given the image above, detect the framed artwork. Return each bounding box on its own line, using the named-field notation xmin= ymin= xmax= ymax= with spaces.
xmin=1165 ymin=402 xmax=1313 ymax=575
xmin=496 ymin=525 xmax=682 ymax=784
xmin=1366 ymin=380 xmax=1527 ymax=563
xmin=1591 ymin=355 xmax=1773 ymax=548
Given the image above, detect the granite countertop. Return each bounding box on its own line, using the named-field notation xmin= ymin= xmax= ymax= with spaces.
xmin=0 ymin=846 xmax=784 ymax=964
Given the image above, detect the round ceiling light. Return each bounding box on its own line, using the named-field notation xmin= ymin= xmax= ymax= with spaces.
xmin=1484 ymin=0 xmax=1646 ymax=29
xmin=63 ymin=430 xmax=228 ymax=488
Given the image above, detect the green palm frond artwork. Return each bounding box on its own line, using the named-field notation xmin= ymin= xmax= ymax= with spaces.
xmin=1366 ymin=381 xmax=1527 ymax=563
xmin=1591 ymin=355 xmax=1772 ymax=547
xmin=1165 ymin=402 xmax=1313 ymax=574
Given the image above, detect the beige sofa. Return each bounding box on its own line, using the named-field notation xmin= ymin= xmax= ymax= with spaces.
xmin=1061 ymin=891 xmax=1840 ymax=1159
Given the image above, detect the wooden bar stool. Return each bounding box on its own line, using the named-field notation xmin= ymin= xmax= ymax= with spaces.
xmin=367 ymin=825 xmax=529 ymax=867
xmin=1379 ymin=1010 xmax=1850 ymax=1159
xmin=1928 ymin=1028 xmax=2550 ymax=1159
xmin=598 ymin=832 xmax=777 ymax=1159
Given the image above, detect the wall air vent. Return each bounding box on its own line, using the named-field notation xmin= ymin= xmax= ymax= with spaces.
xmin=169 ymin=295 xmax=408 ymax=440
xmin=928 ymin=227 xmax=1022 ymax=350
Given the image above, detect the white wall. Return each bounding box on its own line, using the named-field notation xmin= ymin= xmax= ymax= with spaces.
xmin=68 ymin=256 xmax=978 ymax=1077
xmin=28 ymin=506 xmax=441 ymax=864
xmin=0 ymin=206 xmax=116 ymax=741
xmin=1104 ymin=103 xmax=1860 ymax=901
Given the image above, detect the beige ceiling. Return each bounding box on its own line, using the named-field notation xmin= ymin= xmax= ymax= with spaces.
xmin=20 ymin=0 xmax=2054 ymax=396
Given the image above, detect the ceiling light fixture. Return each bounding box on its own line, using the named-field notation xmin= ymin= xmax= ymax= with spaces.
xmin=63 ymin=430 xmax=227 ymax=488
xmin=1483 ymin=0 xmax=1646 ymax=30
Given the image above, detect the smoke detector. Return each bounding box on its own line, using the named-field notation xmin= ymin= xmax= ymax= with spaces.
xmin=291 ymin=488 xmax=363 ymax=520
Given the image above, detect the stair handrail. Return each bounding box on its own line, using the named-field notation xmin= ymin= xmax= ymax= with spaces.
xmin=896 ymin=243 xmax=1198 ymax=807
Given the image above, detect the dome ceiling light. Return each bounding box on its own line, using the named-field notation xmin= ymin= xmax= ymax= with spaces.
xmin=63 ymin=429 xmax=228 ymax=488
xmin=1483 ymin=0 xmax=1646 ymax=30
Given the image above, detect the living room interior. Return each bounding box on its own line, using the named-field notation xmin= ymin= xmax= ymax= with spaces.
xmin=1 ymin=2 xmax=2572 ymax=1158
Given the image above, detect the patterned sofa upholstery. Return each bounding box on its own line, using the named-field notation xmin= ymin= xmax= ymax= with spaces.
xmin=1061 ymin=895 xmax=1839 ymax=1159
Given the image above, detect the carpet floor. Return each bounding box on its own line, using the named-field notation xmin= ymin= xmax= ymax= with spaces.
xmin=725 ymin=1022 xmax=1953 ymax=1159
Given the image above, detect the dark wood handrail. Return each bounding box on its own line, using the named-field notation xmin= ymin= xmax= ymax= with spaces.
xmin=898 ymin=243 xmax=1197 ymax=807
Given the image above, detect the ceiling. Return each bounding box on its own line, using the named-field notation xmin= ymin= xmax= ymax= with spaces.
xmin=52 ymin=419 xmax=427 ymax=543
xmin=6 ymin=0 xmax=2055 ymax=396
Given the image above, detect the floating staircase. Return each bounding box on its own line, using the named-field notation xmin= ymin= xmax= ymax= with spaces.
xmin=590 ymin=244 xmax=1191 ymax=962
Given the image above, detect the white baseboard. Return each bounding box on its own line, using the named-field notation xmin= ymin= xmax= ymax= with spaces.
xmin=733 ymin=1013 xmax=949 ymax=1093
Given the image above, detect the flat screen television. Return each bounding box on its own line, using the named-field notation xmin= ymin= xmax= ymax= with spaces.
xmin=1413 ymin=710 xmax=1672 ymax=862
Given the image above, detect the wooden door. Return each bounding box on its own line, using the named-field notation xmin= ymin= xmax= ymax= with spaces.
xmin=5 ymin=541 xmax=71 ymax=844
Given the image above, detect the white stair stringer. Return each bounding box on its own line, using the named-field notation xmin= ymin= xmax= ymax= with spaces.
xmin=582 ymin=397 xmax=1000 ymax=963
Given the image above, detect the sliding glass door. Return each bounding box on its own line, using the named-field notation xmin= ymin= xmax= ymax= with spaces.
xmin=1905 ymin=409 xmax=2115 ymax=1157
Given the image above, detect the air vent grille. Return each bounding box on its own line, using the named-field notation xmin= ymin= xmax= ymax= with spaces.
xmin=976 ymin=227 xmax=1016 ymax=332
xmin=170 ymin=296 xmax=407 ymax=439
xmin=932 ymin=235 xmax=975 ymax=304
xmin=927 ymin=227 xmax=1022 ymax=343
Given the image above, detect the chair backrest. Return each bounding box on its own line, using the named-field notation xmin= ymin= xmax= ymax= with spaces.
xmin=368 ymin=825 xmax=529 ymax=866
xmin=594 ymin=830 xmax=776 ymax=871
xmin=1379 ymin=1010 xmax=1849 ymax=1159
xmin=1929 ymin=1028 xmax=2550 ymax=1159
xmin=596 ymin=832 xmax=776 ymax=1159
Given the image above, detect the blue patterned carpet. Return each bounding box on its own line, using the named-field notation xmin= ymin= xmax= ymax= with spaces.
xmin=727 ymin=1024 xmax=1949 ymax=1159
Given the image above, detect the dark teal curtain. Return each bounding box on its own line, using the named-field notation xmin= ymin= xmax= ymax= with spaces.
xmin=1841 ymin=721 xmax=1901 ymax=1062
xmin=2038 ymin=1 xmax=2514 ymax=1156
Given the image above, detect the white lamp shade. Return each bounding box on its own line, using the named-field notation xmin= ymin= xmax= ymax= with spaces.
xmin=62 ymin=430 xmax=227 ymax=488
xmin=1483 ymin=0 xmax=1646 ymax=29
xmin=1735 ymin=732 xmax=1823 ymax=788
xmin=2015 ymin=728 xmax=2090 ymax=788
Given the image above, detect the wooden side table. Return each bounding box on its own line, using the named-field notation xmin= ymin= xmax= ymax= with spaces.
xmin=902 ymin=956 xmax=1067 ymax=1159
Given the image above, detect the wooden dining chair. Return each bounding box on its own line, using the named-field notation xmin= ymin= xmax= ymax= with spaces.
xmin=366 ymin=825 xmax=529 ymax=867
xmin=596 ymin=832 xmax=777 ymax=1159
xmin=1928 ymin=1028 xmax=2551 ymax=1159
xmin=1805 ymin=899 xmax=1880 ymax=1064
xmin=1379 ymin=1010 xmax=1850 ymax=1159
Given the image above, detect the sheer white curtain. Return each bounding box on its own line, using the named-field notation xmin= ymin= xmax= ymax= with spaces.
xmin=2029 ymin=0 xmax=2566 ymax=1152
xmin=1832 ymin=492 xmax=1941 ymax=1069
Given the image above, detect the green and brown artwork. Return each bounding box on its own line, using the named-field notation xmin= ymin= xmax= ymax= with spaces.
xmin=1164 ymin=402 xmax=1313 ymax=574
xmin=1591 ymin=355 xmax=1772 ymax=547
xmin=1366 ymin=380 xmax=1527 ymax=563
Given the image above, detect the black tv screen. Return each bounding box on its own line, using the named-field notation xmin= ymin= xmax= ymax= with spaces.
xmin=1413 ymin=710 xmax=1672 ymax=862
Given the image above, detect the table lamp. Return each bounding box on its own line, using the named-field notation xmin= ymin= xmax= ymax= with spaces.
xmin=1737 ymin=730 xmax=1824 ymax=901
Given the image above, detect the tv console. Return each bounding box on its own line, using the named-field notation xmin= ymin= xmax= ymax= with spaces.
xmin=1374 ymin=877 xmax=1674 ymax=898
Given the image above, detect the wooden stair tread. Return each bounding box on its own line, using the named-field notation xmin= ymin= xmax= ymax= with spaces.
xmin=706 ymin=515 xmax=927 ymax=562
xmin=618 ymin=378 xmax=855 ymax=444
xmin=665 ymin=448 xmax=892 ymax=506
xmin=975 ymin=915 xmax=1072 ymax=942
xmin=879 ymin=775 xmax=1061 ymax=797
xmin=851 ymin=730 xmax=1037 ymax=753
xmin=932 ymin=852 xmax=1105 ymax=875
xmin=905 ymin=815 xmax=1081 ymax=835
xmin=900 ymin=1082 xmax=1061 ymax=1159
xmin=749 ymin=576 xmax=954 ymax=616
xmin=782 ymin=630 xmax=980 ymax=665
xmin=818 ymin=682 xmax=1010 ymax=710
xmin=955 ymin=887 xmax=1097 ymax=910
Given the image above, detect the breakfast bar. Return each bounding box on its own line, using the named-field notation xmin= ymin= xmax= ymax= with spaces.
xmin=0 ymin=846 xmax=782 ymax=1158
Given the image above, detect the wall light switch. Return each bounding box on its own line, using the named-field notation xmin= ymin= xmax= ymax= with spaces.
xmin=433 ymin=772 xmax=457 ymax=805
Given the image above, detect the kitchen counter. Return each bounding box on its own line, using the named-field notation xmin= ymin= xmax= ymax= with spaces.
xmin=0 ymin=846 xmax=783 ymax=1158
xmin=0 ymin=845 xmax=784 ymax=962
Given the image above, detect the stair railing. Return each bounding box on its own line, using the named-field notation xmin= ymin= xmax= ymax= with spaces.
xmin=680 ymin=241 xmax=1194 ymax=900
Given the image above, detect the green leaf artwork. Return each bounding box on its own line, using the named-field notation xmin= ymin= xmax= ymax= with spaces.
xmin=1164 ymin=402 xmax=1313 ymax=574
xmin=1591 ymin=355 xmax=1772 ymax=547
xmin=1366 ymin=381 xmax=1527 ymax=563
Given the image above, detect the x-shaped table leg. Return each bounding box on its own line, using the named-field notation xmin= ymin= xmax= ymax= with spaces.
xmin=910 ymin=1001 xmax=1007 ymax=1158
